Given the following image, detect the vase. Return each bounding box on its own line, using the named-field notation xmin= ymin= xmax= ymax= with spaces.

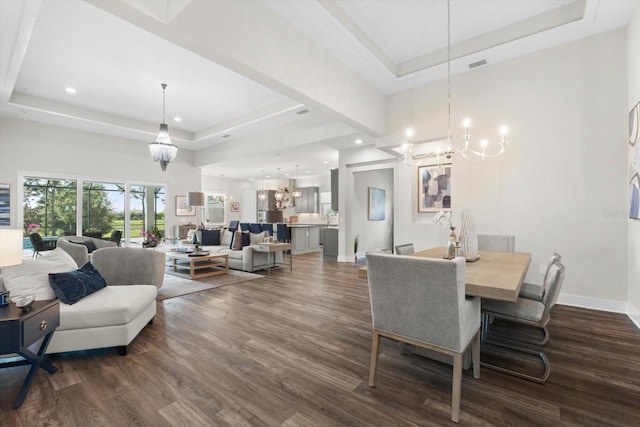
xmin=446 ymin=227 xmax=457 ymax=259
xmin=459 ymin=208 xmax=479 ymax=261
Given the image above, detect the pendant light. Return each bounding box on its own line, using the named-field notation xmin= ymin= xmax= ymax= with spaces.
xmin=292 ymin=165 xmax=302 ymax=198
xmin=258 ymin=170 xmax=267 ymax=200
xmin=274 ymin=168 xmax=284 ymax=201
xmin=148 ymin=83 xmax=178 ymax=171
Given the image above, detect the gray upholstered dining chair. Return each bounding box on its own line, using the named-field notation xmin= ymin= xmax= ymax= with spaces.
xmin=518 ymin=253 xmax=561 ymax=303
xmin=477 ymin=234 xmax=515 ymax=252
xmin=481 ymin=256 xmax=565 ymax=383
xmin=394 ymin=243 xmax=415 ymax=255
xmin=366 ymin=253 xmax=481 ymax=423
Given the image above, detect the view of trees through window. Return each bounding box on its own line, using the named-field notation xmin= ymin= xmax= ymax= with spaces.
xmin=23 ymin=176 xmax=165 ymax=243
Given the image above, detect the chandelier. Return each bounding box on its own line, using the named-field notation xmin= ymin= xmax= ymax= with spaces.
xmin=148 ymin=83 xmax=178 ymax=171
xmin=403 ymin=0 xmax=508 ymax=166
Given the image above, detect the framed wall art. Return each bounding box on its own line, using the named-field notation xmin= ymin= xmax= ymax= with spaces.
xmin=0 ymin=183 xmax=9 ymax=226
xmin=175 ymin=195 xmax=196 ymax=216
xmin=629 ymin=101 xmax=639 ymax=220
xmin=230 ymin=201 xmax=240 ymax=212
xmin=368 ymin=187 xmax=385 ymax=221
xmin=418 ymin=164 xmax=452 ymax=213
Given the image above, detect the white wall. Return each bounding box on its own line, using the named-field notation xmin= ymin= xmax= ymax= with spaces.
xmin=0 ymin=117 xmax=200 ymax=233
xmin=352 ymin=168 xmax=394 ymax=256
xmin=628 ymin=4 xmax=640 ymax=327
xmin=342 ymin=29 xmax=628 ymax=311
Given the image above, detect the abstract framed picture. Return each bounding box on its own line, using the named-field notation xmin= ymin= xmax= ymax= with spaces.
xmin=0 ymin=183 xmax=9 ymax=225
xmin=368 ymin=187 xmax=385 ymax=221
xmin=230 ymin=201 xmax=240 ymax=212
xmin=175 ymin=195 xmax=195 ymax=216
xmin=418 ymin=164 xmax=452 ymax=213
xmin=630 ymin=101 xmax=639 ymax=220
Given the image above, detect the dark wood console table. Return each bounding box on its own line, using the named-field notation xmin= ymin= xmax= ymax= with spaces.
xmin=0 ymin=299 xmax=60 ymax=408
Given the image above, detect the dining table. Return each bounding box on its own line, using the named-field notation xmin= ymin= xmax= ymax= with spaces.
xmin=358 ymin=247 xmax=532 ymax=302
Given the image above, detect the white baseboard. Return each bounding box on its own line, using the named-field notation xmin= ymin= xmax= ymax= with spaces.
xmin=557 ymin=293 xmax=628 ymax=314
xmin=628 ymin=302 xmax=640 ymax=330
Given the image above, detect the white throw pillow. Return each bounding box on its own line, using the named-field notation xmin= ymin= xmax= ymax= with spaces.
xmin=249 ymin=231 xmax=266 ymax=245
xmin=2 ymin=247 xmax=78 ymax=301
xmin=221 ymin=229 xmax=233 ymax=247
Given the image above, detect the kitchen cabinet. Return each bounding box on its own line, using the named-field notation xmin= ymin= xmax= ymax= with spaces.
xmin=323 ymin=228 xmax=338 ymax=260
xmin=331 ymin=168 xmax=339 ymax=211
xmin=295 ymin=187 xmax=319 ymax=213
xmin=290 ymin=225 xmax=321 ymax=254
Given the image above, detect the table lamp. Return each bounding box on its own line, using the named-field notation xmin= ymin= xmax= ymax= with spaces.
xmin=0 ymin=229 xmax=23 ymax=306
xmin=187 ymin=191 xmax=205 ymax=229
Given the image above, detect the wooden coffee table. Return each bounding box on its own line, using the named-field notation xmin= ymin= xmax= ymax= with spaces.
xmin=165 ymin=251 xmax=229 ymax=279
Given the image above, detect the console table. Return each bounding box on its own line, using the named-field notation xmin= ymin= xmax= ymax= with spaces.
xmin=0 ymin=299 xmax=60 ymax=408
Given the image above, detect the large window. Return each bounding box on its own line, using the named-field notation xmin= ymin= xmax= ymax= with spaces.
xmin=22 ymin=175 xmax=165 ymax=245
xmin=23 ymin=178 xmax=77 ymax=237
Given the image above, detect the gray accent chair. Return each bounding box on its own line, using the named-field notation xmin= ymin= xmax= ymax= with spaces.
xmin=481 ymin=256 xmax=565 ymax=383
xmin=57 ymin=235 xmax=117 ymax=267
xmin=477 ymin=234 xmax=515 ymax=252
xmin=366 ymin=253 xmax=481 ymax=423
xmin=394 ymin=243 xmax=415 ymax=255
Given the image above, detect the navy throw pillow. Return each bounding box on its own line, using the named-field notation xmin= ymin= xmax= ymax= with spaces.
xmin=69 ymin=239 xmax=98 ymax=253
xmin=48 ymin=262 xmax=107 ymax=305
xmin=201 ymin=229 xmax=220 ymax=246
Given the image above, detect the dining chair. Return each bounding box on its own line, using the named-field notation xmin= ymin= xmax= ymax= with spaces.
xmin=477 ymin=234 xmax=515 ymax=252
xmin=108 ymin=230 xmax=123 ymax=247
xmin=249 ymin=223 xmax=262 ymax=234
xmin=518 ymin=253 xmax=562 ymax=302
xmin=29 ymin=232 xmax=57 ymax=258
xmin=394 ymin=243 xmax=415 ymax=255
xmin=239 ymin=223 xmax=250 ymax=232
xmin=366 ymin=253 xmax=480 ymax=423
xmin=480 ymin=257 xmax=565 ymax=383
xmin=276 ymin=223 xmax=290 ymax=243
xmin=228 ymin=220 xmax=239 ymax=232
xmin=260 ymin=223 xmax=273 ymax=236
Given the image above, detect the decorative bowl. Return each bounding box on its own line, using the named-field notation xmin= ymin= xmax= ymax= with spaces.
xmin=15 ymin=295 xmax=35 ymax=310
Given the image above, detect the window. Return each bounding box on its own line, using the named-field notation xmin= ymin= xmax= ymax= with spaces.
xmin=23 ymin=177 xmax=77 ymax=237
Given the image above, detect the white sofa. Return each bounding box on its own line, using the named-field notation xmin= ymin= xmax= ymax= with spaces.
xmin=177 ymin=229 xmax=282 ymax=272
xmin=0 ymin=247 xmax=164 ymax=355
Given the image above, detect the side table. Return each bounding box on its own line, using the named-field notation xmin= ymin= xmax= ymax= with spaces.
xmin=0 ymin=299 xmax=60 ymax=409
xmin=250 ymin=242 xmax=293 ymax=274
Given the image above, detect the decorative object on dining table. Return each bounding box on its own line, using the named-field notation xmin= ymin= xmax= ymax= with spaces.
xmin=434 ymin=210 xmax=458 ymax=259
xmin=458 ymin=208 xmax=479 ymax=262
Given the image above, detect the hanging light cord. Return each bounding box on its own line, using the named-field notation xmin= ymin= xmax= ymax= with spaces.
xmin=447 ymin=0 xmax=451 ymax=149
xmin=161 ymin=83 xmax=167 ymax=124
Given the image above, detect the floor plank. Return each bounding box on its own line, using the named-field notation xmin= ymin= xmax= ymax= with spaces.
xmin=1 ymin=252 xmax=639 ymax=426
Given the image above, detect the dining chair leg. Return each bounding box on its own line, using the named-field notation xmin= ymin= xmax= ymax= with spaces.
xmin=472 ymin=330 xmax=480 ymax=379
xmin=368 ymin=330 xmax=381 ymax=387
xmin=480 ymin=336 xmax=551 ymax=384
xmin=451 ymin=352 xmax=463 ymax=423
xmin=398 ymin=342 xmax=408 ymax=355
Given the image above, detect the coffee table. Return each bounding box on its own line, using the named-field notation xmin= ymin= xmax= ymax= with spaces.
xmin=165 ymin=251 xmax=229 ymax=279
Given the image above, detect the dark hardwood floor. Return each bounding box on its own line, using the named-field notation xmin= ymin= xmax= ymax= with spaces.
xmin=1 ymin=251 xmax=639 ymax=426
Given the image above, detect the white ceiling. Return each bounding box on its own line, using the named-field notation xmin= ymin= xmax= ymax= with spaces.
xmin=0 ymin=0 xmax=636 ymax=180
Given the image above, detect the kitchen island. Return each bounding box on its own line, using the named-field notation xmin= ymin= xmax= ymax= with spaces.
xmin=288 ymin=224 xmax=321 ymax=254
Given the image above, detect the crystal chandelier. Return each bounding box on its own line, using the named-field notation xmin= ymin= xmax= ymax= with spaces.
xmin=403 ymin=0 xmax=508 ymax=166
xmin=148 ymin=83 xmax=178 ymax=171
xmin=274 ymin=168 xmax=283 ymax=201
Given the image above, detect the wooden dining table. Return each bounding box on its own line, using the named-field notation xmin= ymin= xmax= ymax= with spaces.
xmin=358 ymin=247 xmax=531 ymax=302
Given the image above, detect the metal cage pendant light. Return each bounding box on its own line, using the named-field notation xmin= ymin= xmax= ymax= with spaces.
xmin=148 ymin=83 xmax=178 ymax=171
xmin=403 ymin=0 xmax=509 ymax=166
xmin=274 ymin=168 xmax=284 ymax=201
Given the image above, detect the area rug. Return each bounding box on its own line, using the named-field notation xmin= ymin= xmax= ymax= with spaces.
xmin=157 ymin=270 xmax=262 ymax=301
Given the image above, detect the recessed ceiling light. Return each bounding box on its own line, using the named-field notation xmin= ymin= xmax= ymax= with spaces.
xmin=222 ymin=134 xmax=231 ymax=138
xmin=296 ymin=109 xmax=309 ymax=115
xmin=285 ymin=173 xmax=289 ymax=176
xmin=65 ymin=87 xmax=77 ymax=94
xmin=174 ymin=117 xmax=182 ymax=122
xmin=305 ymin=170 xmax=311 ymax=173
xmin=249 ymin=178 xmax=254 ymax=181
xmin=266 ymin=175 xmax=271 ymax=178
xmin=323 ymin=161 xmax=328 ymax=164
xmin=355 ymin=139 xmax=363 ymax=144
